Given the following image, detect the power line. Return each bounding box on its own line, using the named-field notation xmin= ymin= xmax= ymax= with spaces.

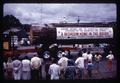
xmin=40 ymin=4 xmax=43 ymax=25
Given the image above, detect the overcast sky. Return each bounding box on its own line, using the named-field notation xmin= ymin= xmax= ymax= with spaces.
xmin=4 ymin=3 xmax=116 ymax=24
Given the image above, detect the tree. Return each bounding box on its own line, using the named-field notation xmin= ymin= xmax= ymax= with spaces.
xmin=1 ymin=15 xmax=22 ymax=32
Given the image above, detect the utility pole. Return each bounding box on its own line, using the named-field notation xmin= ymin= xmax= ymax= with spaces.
xmin=77 ymin=16 xmax=80 ymax=23
xmin=9 ymin=29 xmax=14 ymax=56
xmin=40 ymin=4 xmax=43 ymax=25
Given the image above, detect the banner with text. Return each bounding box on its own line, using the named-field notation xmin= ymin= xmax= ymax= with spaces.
xmin=56 ymin=27 xmax=113 ymax=39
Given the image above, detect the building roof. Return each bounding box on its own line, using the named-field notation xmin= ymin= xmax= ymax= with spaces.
xmin=50 ymin=22 xmax=116 ymax=27
xmin=3 ymin=27 xmax=21 ymax=34
xmin=17 ymin=29 xmax=29 ymax=38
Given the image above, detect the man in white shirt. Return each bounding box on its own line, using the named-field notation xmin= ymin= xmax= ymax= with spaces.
xmin=31 ymin=54 xmax=43 ymax=80
xmin=75 ymin=53 xmax=85 ymax=79
xmin=22 ymin=56 xmax=31 ymax=80
xmin=106 ymin=51 xmax=114 ymax=71
xmin=87 ymin=51 xmax=93 ymax=62
xmin=58 ymin=52 xmax=68 ymax=79
xmin=82 ymin=50 xmax=88 ymax=69
xmin=82 ymin=50 xmax=88 ymax=60
xmin=58 ymin=52 xmax=69 ymax=70
xmin=106 ymin=51 xmax=114 ymax=60
xmin=48 ymin=59 xmax=60 ymax=80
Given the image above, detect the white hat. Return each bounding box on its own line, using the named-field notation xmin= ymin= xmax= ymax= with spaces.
xmin=62 ymin=52 xmax=66 ymax=56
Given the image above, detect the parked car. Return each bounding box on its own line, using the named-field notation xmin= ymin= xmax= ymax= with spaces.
xmin=20 ymin=38 xmax=30 ymax=46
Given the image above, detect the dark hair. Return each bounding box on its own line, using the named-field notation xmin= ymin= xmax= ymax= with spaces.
xmin=96 ymin=52 xmax=99 ymax=55
xmin=68 ymin=59 xmax=75 ymax=66
xmin=34 ymin=54 xmax=37 ymax=57
xmin=83 ymin=49 xmax=87 ymax=53
xmin=78 ymin=51 xmax=82 ymax=57
xmin=87 ymin=51 xmax=91 ymax=54
xmin=13 ymin=55 xmax=19 ymax=60
xmin=88 ymin=60 xmax=92 ymax=63
xmin=52 ymin=58 xmax=57 ymax=63
xmin=24 ymin=56 xmax=29 ymax=59
xmin=15 ymin=55 xmax=19 ymax=59
xmin=82 ymin=48 xmax=87 ymax=53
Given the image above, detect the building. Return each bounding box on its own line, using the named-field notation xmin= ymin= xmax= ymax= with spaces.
xmin=50 ymin=22 xmax=116 ymax=43
xmin=3 ymin=27 xmax=20 ymax=50
xmin=3 ymin=27 xmax=30 ymax=50
xmin=29 ymin=22 xmax=115 ymax=52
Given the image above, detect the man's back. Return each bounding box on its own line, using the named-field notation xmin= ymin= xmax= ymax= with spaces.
xmin=106 ymin=54 xmax=114 ymax=60
xmin=82 ymin=53 xmax=87 ymax=60
xmin=22 ymin=59 xmax=31 ymax=71
xmin=87 ymin=54 xmax=93 ymax=61
xmin=12 ymin=59 xmax=22 ymax=72
xmin=12 ymin=60 xmax=21 ymax=68
xmin=58 ymin=57 xmax=68 ymax=69
xmin=31 ymin=57 xmax=41 ymax=69
xmin=75 ymin=57 xmax=84 ymax=68
xmin=49 ymin=63 xmax=60 ymax=80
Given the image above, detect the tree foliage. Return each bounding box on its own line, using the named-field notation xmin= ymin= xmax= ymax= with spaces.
xmin=1 ymin=15 xmax=22 ymax=32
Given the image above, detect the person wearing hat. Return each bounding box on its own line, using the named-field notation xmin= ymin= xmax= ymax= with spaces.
xmin=58 ymin=52 xmax=68 ymax=70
